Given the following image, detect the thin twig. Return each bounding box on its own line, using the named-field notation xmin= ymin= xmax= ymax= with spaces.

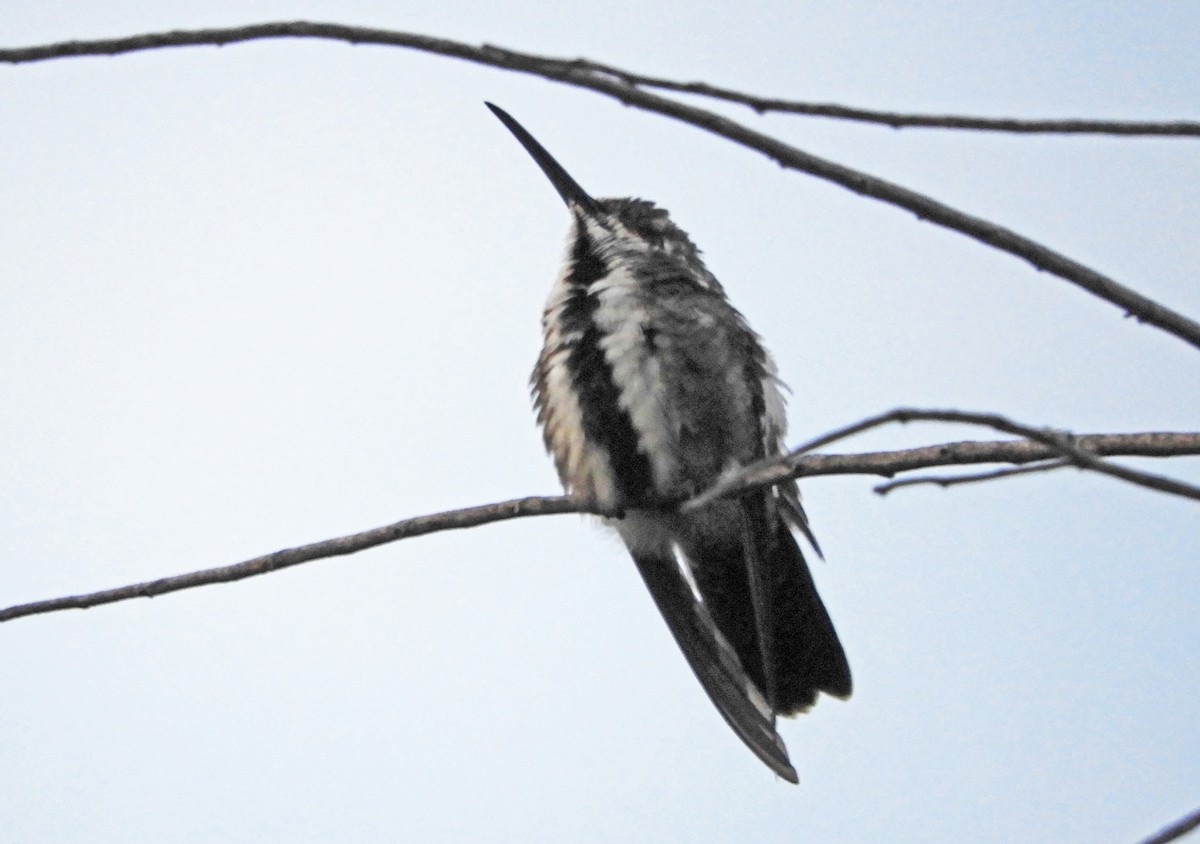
xmin=0 ymin=496 xmax=585 ymax=624
xmin=569 ymin=59 xmax=1200 ymax=136
xmin=790 ymin=432 xmax=1200 ymax=478
xmin=2 ymin=22 xmax=1199 ymax=350
xmin=3 ymin=427 xmax=1198 ymax=625
xmin=5 ymin=26 xmax=1196 ymax=137
xmin=1134 ymin=806 xmax=1200 ymax=844
xmin=873 ymin=459 xmax=1072 ymax=494
xmin=688 ymin=410 xmax=1200 ymax=508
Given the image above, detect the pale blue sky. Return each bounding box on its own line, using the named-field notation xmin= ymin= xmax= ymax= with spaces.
xmin=2 ymin=3 xmax=1198 ymax=842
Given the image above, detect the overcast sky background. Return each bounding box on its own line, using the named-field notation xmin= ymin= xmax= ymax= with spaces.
xmin=2 ymin=3 xmax=1198 ymax=842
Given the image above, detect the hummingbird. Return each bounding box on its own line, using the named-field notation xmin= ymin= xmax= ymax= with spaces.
xmin=486 ymin=103 xmax=851 ymax=783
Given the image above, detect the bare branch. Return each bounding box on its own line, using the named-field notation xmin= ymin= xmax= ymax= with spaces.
xmin=565 ymin=59 xmax=1200 ymax=137
xmin=3 ymin=22 xmax=1199 ymax=350
xmin=1135 ymin=806 xmax=1200 ymax=844
xmin=0 ymin=495 xmax=585 ymax=624
xmin=873 ymin=459 xmax=1072 ymax=494
xmin=5 ymin=25 xmax=1196 ymax=137
xmin=688 ymin=411 xmax=1200 ymax=508
xmin=3 ymin=427 xmax=1198 ymax=625
xmin=790 ymin=431 xmax=1200 ymax=478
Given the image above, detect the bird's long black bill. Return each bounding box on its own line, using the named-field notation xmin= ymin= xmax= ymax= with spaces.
xmin=485 ymin=102 xmax=603 ymax=215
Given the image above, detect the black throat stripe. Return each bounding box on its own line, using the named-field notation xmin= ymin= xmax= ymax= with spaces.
xmin=559 ymin=226 xmax=655 ymax=505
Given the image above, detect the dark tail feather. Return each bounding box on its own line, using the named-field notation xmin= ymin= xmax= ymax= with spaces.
xmin=688 ymin=502 xmax=851 ymax=715
xmin=629 ymin=551 xmax=799 ymax=783
xmin=764 ymin=517 xmax=852 ymax=712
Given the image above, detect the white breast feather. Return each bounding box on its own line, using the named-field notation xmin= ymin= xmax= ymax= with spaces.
xmin=539 ymin=277 xmax=617 ymax=506
xmin=593 ymin=265 xmax=679 ymax=497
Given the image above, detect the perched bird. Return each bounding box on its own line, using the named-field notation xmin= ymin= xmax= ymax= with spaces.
xmin=486 ymin=103 xmax=851 ymax=782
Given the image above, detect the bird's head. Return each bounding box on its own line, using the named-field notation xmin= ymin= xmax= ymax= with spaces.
xmin=486 ymin=103 xmax=720 ymax=292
